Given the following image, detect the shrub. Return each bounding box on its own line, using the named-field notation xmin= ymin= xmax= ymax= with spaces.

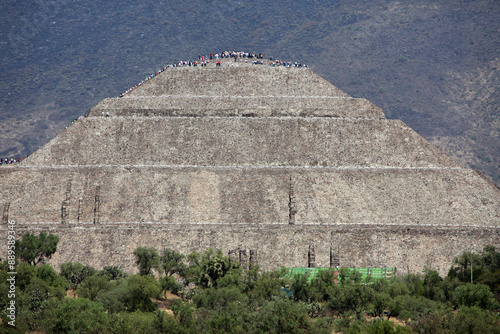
xmin=44 ymin=298 xmax=108 ymax=333
xmin=453 ymin=283 xmax=498 ymax=310
xmin=59 ymin=262 xmax=98 ymax=289
xmin=133 ymin=247 xmax=160 ymax=276
xmin=15 ymin=232 xmax=59 ymax=265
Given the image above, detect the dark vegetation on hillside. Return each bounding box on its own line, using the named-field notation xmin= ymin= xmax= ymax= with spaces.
xmin=1 ymin=232 xmax=500 ymax=333
xmin=0 ymin=0 xmax=499 ymax=184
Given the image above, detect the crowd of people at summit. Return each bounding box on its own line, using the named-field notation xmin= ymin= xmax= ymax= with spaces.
xmin=119 ymin=50 xmax=308 ymax=97
xmin=0 ymin=158 xmax=22 ymax=165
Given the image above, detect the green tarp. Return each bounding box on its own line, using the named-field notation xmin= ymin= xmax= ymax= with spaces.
xmin=285 ymin=267 xmax=397 ymax=283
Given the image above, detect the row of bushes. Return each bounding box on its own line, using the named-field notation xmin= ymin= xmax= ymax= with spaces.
xmin=1 ymin=233 xmax=499 ymax=333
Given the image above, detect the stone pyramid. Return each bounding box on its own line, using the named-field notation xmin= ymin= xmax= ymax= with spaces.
xmin=1 ymin=56 xmax=499 ymax=275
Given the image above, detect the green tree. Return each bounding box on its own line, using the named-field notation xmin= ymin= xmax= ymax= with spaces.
xmin=480 ymin=245 xmax=500 ymax=271
xmin=153 ymin=310 xmax=183 ymax=334
xmin=448 ymin=251 xmax=483 ymax=283
xmin=199 ymin=249 xmax=232 ymax=288
xmin=124 ymin=274 xmax=161 ymax=312
xmin=338 ymin=267 xmax=351 ymax=285
xmin=291 ymin=272 xmax=311 ymax=302
xmin=35 ymin=263 xmax=66 ymax=288
xmin=386 ymin=279 xmax=410 ymax=299
xmin=77 ymin=275 xmax=111 ymax=300
xmin=161 ymin=249 xmax=186 ymax=277
xmin=184 ymin=249 xmax=233 ymax=288
xmin=476 ymin=245 xmax=500 ymax=296
xmin=327 ymin=283 xmax=374 ymax=317
xmin=349 ymin=269 xmax=363 ymax=284
xmin=215 ymin=263 xmax=243 ymax=289
xmin=476 ymin=270 xmax=500 ymax=296
xmin=309 ymin=269 xmax=337 ymax=302
xmin=59 ymin=262 xmax=98 ymax=289
xmin=423 ymin=269 xmax=444 ymax=301
xmin=370 ymin=292 xmax=390 ymax=318
xmin=133 ymin=246 xmax=160 ymax=276
xmin=193 ymin=286 xmax=248 ymax=313
xmin=448 ymin=306 xmax=500 ymax=334
xmin=113 ymin=310 xmax=156 ymax=333
xmin=16 ymin=261 xmax=36 ymax=290
xmin=366 ymin=319 xmax=411 ymax=334
xmin=255 ymin=297 xmax=331 ymax=333
xmin=182 ymin=250 xmax=202 ymax=284
xmin=169 ymin=299 xmax=198 ymax=332
xmin=15 ymin=232 xmax=59 ymax=266
xmin=246 ymin=268 xmax=285 ymax=307
xmin=407 ymin=311 xmax=447 ymax=334
xmin=387 ymin=294 xmax=445 ymax=321
xmin=453 ymin=283 xmax=498 ymax=310
xmin=372 ymin=277 xmax=390 ymax=293
xmin=448 ymin=245 xmax=500 ymax=301
xmin=401 ymin=273 xmax=424 ymax=296
xmin=14 ymin=277 xmax=66 ymax=332
xmin=95 ymin=281 xmax=128 ymax=313
xmin=99 ymin=266 xmax=128 ymax=280
xmin=44 ymin=298 xmax=109 ymax=333
xmin=160 ymin=275 xmax=181 ymax=294
xmin=436 ymin=276 xmax=461 ymax=304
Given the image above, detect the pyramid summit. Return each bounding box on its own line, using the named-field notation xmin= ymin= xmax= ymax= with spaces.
xmin=1 ymin=52 xmax=499 ymax=275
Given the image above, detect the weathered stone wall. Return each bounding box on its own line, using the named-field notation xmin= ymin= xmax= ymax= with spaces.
xmin=1 ymin=222 xmax=498 ymax=277
xmin=24 ymin=117 xmax=457 ymax=167
xmin=90 ymin=97 xmax=385 ymax=119
xmin=1 ymin=167 xmax=498 ymax=226
xmin=127 ymin=65 xmax=349 ymax=98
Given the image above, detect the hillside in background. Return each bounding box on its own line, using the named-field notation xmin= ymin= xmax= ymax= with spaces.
xmin=1 ymin=0 xmax=498 ymax=184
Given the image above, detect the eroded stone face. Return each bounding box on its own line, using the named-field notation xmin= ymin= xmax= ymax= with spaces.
xmin=23 ymin=117 xmax=459 ymax=168
xmin=1 ymin=57 xmax=499 ymax=276
xmin=1 ymin=167 xmax=498 ymax=227
xmin=6 ymin=223 xmax=498 ymax=277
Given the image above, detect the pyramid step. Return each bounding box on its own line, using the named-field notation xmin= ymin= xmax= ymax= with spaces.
xmin=1 ymin=167 xmax=498 ymax=227
xmin=127 ymin=65 xmax=350 ymax=98
xmin=23 ymin=117 xmax=458 ymax=168
xmin=90 ymin=96 xmax=385 ymax=119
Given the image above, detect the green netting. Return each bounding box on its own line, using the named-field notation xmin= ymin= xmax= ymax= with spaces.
xmin=286 ymin=267 xmax=333 ymax=282
xmin=285 ymin=267 xmax=397 ymax=283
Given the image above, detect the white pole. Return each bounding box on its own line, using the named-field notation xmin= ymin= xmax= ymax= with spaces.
xmin=470 ymin=229 xmax=473 ymax=284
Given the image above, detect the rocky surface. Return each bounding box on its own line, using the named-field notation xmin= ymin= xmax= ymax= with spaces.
xmin=1 ymin=58 xmax=498 ymax=276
